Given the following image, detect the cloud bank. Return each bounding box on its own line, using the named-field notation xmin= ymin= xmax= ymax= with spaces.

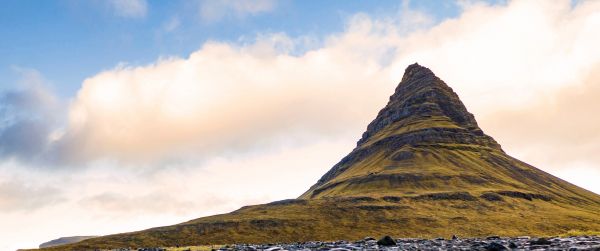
xmin=483 ymin=66 xmax=600 ymax=171
xmin=54 ymin=40 xmax=392 ymax=164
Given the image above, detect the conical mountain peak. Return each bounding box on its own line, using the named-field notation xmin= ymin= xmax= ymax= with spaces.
xmin=401 ymin=62 xmax=435 ymax=82
xmin=301 ymin=64 xmax=503 ymax=198
xmin=358 ymin=63 xmax=495 ymax=148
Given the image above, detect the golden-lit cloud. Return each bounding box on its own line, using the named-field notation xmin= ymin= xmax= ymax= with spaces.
xmin=481 ymin=65 xmax=600 ymax=173
xmin=58 ymin=39 xmax=394 ymax=163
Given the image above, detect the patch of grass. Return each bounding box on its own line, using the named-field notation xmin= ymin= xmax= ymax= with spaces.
xmin=560 ymin=230 xmax=600 ymax=237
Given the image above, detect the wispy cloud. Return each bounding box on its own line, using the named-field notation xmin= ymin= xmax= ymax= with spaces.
xmin=0 ymin=178 xmax=64 ymax=213
xmin=162 ymin=16 xmax=181 ymax=33
xmin=107 ymin=0 xmax=148 ymax=18
xmin=198 ymin=0 xmax=277 ymax=22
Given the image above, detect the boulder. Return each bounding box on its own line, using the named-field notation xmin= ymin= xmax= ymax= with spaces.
xmin=377 ymin=236 xmax=397 ymax=246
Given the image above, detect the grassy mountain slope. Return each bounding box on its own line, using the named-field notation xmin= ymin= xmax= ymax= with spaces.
xmin=39 ymin=196 xmax=600 ymax=250
xmin=38 ymin=64 xmax=600 ymax=250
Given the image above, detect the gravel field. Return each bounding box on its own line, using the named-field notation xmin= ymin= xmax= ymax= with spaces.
xmin=127 ymin=235 xmax=600 ymax=251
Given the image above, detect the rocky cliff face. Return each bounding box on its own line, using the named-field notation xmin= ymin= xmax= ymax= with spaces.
xmin=40 ymin=64 xmax=600 ymax=250
xmin=358 ymin=63 xmax=490 ymax=147
xmin=300 ymin=64 xmax=530 ymax=199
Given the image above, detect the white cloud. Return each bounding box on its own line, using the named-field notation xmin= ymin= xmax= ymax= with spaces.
xmin=198 ymin=0 xmax=277 ymax=22
xmin=163 ymin=16 xmax=181 ymax=33
xmin=108 ymin=0 xmax=148 ymax=18
xmin=55 ymin=35 xmax=393 ymax=164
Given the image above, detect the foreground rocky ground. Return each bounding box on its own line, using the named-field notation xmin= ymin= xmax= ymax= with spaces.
xmin=111 ymin=235 xmax=600 ymax=251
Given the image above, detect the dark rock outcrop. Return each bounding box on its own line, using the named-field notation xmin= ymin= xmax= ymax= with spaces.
xmin=356 ymin=63 xmax=497 ymax=148
xmin=484 ymin=242 xmax=508 ymax=251
xmin=481 ymin=192 xmax=504 ymax=201
xmin=376 ymin=236 xmax=397 ymax=246
xmin=414 ymin=192 xmax=477 ymax=201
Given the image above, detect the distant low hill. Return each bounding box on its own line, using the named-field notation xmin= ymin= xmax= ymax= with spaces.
xmin=37 ymin=63 xmax=600 ymax=250
xmin=39 ymin=236 xmax=97 ymax=248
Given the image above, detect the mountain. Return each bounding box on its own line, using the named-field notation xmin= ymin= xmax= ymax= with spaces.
xmin=298 ymin=63 xmax=596 ymax=201
xmin=38 ymin=64 xmax=600 ymax=250
xmin=39 ymin=236 xmax=97 ymax=248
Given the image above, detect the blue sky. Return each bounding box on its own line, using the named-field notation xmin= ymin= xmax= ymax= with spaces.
xmin=0 ymin=0 xmax=473 ymax=97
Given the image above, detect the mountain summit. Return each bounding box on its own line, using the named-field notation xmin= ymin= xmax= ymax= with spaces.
xmin=360 ymin=63 xmax=487 ymax=145
xmin=39 ymin=64 xmax=600 ymax=250
xmin=301 ymin=63 xmax=504 ymax=199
